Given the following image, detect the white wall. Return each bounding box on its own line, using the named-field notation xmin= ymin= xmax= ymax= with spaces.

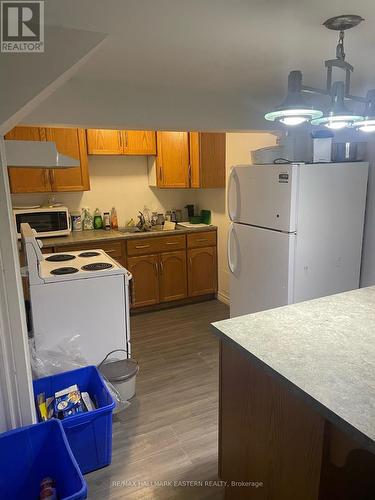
xmin=195 ymin=132 xmax=277 ymax=303
xmin=11 ymin=155 xmax=198 ymax=227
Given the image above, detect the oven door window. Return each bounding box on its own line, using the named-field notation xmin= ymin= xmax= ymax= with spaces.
xmin=16 ymin=212 xmax=68 ymax=233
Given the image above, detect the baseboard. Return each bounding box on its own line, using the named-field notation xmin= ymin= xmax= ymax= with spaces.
xmin=217 ymin=291 xmax=230 ymax=305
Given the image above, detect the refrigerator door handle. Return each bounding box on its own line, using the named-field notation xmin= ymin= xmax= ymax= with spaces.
xmin=227 ymin=222 xmax=235 ymax=274
xmin=227 ymin=168 xmax=240 ymax=221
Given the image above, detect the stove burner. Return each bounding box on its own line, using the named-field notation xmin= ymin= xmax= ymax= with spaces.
xmin=46 ymin=254 xmax=75 ymax=262
xmin=50 ymin=267 xmax=79 ymax=275
xmin=81 ymin=262 xmax=113 ymax=272
xmin=78 ymin=251 xmax=101 ymax=258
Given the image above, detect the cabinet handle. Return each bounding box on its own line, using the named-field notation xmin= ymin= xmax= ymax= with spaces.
xmin=124 ymin=131 xmax=128 ymax=149
xmin=118 ymin=131 xmax=123 ymax=151
xmin=165 ymin=241 xmax=179 ymax=245
xmin=105 ymin=249 xmax=118 ymax=255
xmin=188 ymin=163 xmax=192 ymax=186
xmin=160 ymin=260 xmax=164 ymax=274
xmin=189 ymin=257 xmax=192 ymax=268
xmin=154 ymin=262 xmax=158 ymax=276
xmin=135 ymin=244 xmax=151 ymax=249
xmin=196 ymin=238 xmax=208 ymax=243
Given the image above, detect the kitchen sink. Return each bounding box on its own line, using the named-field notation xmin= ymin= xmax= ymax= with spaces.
xmin=118 ymin=225 xmax=178 ymax=234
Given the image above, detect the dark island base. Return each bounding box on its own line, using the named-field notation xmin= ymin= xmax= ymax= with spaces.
xmin=219 ymin=341 xmax=375 ymax=500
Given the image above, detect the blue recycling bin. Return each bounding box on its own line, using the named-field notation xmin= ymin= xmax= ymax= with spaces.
xmin=0 ymin=419 xmax=87 ymax=500
xmin=33 ymin=365 xmax=115 ymax=474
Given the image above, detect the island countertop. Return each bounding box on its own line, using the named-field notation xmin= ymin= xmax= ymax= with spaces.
xmin=212 ymin=286 xmax=375 ymax=453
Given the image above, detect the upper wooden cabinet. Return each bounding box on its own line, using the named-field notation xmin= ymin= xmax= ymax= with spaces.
xmin=125 ymin=131 xmax=157 ymax=155
xmin=148 ymin=132 xmax=225 ymax=189
xmin=86 ymin=129 xmax=156 ymax=156
xmin=46 ymin=128 xmax=90 ymax=192
xmin=189 ymin=132 xmax=226 ymax=188
xmin=6 ymin=126 xmax=52 ymax=193
xmin=5 ymin=126 xmax=90 ymax=193
xmin=155 ymin=131 xmax=190 ymax=188
xmin=86 ymin=129 xmax=122 ymax=155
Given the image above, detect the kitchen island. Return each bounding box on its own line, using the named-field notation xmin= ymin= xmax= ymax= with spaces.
xmin=212 ymin=287 xmax=375 ymax=500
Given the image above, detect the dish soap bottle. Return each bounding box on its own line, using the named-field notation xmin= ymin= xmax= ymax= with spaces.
xmin=110 ymin=207 xmax=118 ymax=230
xmin=93 ymin=208 xmax=103 ymax=230
xmin=82 ymin=207 xmax=94 ymax=230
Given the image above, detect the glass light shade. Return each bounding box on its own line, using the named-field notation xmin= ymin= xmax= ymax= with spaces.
xmin=265 ymin=108 xmax=322 ymax=123
xmin=356 ymin=119 xmax=375 ymax=132
xmin=264 ymin=71 xmax=323 ymax=126
xmin=311 ymin=114 xmax=364 ymax=129
xmin=280 ymin=116 xmax=309 ymax=126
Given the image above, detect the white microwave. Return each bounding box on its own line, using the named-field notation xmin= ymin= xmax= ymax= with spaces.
xmin=13 ymin=207 xmax=71 ymax=238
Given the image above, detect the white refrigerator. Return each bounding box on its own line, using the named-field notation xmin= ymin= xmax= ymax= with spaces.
xmin=227 ymin=162 xmax=368 ymax=318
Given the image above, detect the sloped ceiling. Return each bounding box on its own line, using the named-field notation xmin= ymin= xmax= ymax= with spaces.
xmin=24 ymin=0 xmax=375 ymax=130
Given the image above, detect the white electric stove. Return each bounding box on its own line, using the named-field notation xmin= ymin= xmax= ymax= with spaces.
xmin=21 ymin=223 xmax=132 ymax=365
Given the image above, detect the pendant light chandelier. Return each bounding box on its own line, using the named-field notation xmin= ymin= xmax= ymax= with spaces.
xmin=264 ymin=15 xmax=375 ymax=132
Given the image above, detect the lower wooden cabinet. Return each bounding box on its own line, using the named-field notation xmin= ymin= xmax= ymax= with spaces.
xmin=188 ymin=246 xmax=217 ymax=296
xmin=127 ymin=254 xmax=160 ymax=307
xmin=129 ymin=250 xmax=187 ymax=308
xmin=159 ymin=250 xmax=187 ymax=302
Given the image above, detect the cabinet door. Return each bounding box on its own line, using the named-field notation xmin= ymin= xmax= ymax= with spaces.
xmin=156 ymin=131 xmax=189 ymax=188
xmin=5 ymin=126 xmax=52 ymax=193
xmin=159 ymin=250 xmax=187 ymax=302
xmin=188 ymin=246 xmax=217 ymax=297
xmin=47 ymin=128 xmax=90 ymax=192
xmin=189 ymin=132 xmax=226 ymax=188
xmin=127 ymin=254 xmax=160 ymax=308
xmin=123 ymin=131 xmax=156 ymax=155
xmin=86 ymin=129 xmax=123 ymax=155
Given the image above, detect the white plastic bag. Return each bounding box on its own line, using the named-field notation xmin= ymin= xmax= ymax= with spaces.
xmin=29 ymin=334 xmax=130 ymax=413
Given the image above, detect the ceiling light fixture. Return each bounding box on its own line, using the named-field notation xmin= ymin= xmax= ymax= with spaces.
xmin=264 ymin=71 xmax=323 ymax=125
xmin=264 ymin=14 xmax=374 ymax=132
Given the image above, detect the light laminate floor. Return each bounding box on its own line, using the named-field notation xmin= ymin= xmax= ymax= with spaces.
xmin=86 ymin=299 xmax=229 ymax=500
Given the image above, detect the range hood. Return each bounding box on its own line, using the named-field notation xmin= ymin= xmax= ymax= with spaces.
xmin=4 ymin=140 xmax=79 ymax=168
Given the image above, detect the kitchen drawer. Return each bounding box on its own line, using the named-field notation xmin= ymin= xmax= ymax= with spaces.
xmin=54 ymin=240 xmax=125 ymax=265
xmin=127 ymin=235 xmax=186 ymax=256
xmin=187 ymin=231 xmax=216 ymax=249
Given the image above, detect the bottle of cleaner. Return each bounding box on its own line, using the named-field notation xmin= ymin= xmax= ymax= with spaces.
xmin=110 ymin=207 xmax=118 ymax=230
xmin=93 ymin=208 xmax=103 ymax=230
xmin=103 ymin=212 xmax=111 ymax=231
xmin=82 ymin=207 xmax=94 ymax=230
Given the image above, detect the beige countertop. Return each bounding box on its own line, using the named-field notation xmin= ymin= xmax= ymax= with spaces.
xmin=212 ymin=286 xmax=375 ymax=452
xmin=42 ymin=225 xmax=217 ymax=247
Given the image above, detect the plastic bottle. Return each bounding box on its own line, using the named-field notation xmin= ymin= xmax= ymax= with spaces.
xmin=110 ymin=207 xmax=118 ymax=230
xmin=103 ymin=212 xmax=111 ymax=231
xmin=151 ymin=211 xmax=158 ymax=226
xmin=82 ymin=208 xmax=94 ymax=230
xmin=93 ymin=208 xmax=103 ymax=230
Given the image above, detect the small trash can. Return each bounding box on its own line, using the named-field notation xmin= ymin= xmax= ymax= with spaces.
xmin=0 ymin=419 xmax=87 ymax=500
xmin=99 ymin=350 xmax=139 ymax=401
